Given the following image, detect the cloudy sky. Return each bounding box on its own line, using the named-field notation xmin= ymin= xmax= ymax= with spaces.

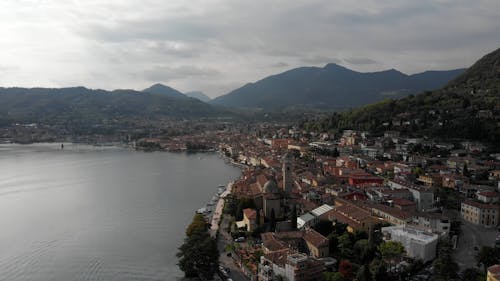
xmin=0 ymin=0 xmax=499 ymax=98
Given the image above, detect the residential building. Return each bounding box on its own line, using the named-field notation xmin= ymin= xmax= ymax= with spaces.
xmin=461 ymin=200 xmax=499 ymax=227
xmin=259 ymin=252 xmax=325 ymax=281
xmin=371 ymin=204 xmax=413 ymax=226
xmin=388 ymin=180 xmax=435 ymax=211
xmin=303 ymin=228 xmax=329 ymax=258
xmin=413 ymin=212 xmax=451 ymax=236
xmin=477 ymin=191 xmax=499 ymax=203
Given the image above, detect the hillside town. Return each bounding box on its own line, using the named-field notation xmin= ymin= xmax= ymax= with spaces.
xmin=140 ymin=122 xmax=499 ymax=281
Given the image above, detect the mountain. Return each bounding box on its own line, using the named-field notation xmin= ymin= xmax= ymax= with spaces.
xmin=143 ymin=83 xmax=188 ymax=100
xmin=185 ymin=91 xmax=211 ymax=102
xmin=211 ymin=64 xmax=465 ymax=110
xmin=0 ymin=86 xmax=230 ymax=126
xmin=302 ymin=47 xmax=500 ymax=143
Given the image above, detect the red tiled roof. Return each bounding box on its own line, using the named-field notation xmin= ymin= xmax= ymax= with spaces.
xmin=462 ymin=200 xmax=500 ymax=210
xmin=243 ymin=208 xmax=257 ymax=220
xmin=477 ymin=191 xmax=498 ymax=198
xmin=392 ymin=198 xmax=416 ymax=206
xmin=303 ymin=229 xmax=329 ymax=248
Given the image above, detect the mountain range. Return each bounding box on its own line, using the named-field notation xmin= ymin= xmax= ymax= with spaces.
xmin=303 ymin=47 xmax=500 ymax=143
xmin=0 ymin=87 xmax=228 ymax=126
xmin=210 ymin=64 xmax=465 ymax=110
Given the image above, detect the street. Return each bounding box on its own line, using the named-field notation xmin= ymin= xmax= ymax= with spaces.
xmin=217 ymin=214 xmax=249 ymax=281
xmin=454 ymin=220 xmax=498 ymax=268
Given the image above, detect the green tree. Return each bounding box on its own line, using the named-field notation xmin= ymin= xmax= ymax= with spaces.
xmin=324 ymin=272 xmax=346 ymax=281
xmin=185 ymin=213 xmax=208 ymax=236
xmin=461 ymin=267 xmax=483 ymax=281
xmin=378 ymin=241 xmax=405 ymax=272
xmin=433 ymin=240 xmax=459 ymax=281
xmin=353 ymin=239 xmax=374 ymax=264
xmin=355 ymin=263 xmax=372 ymax=281
xmin=369 ymin=258 xmax=389 ymax=281
xmin=338 ymin=233 xmax=353 ymax=258
xmin=328 ymin=233 xmax=339 ymax=256
xmin=475 ymin=246 xmax=500 ymax=271
xmin=177 ymin=214 xmax=219 ymax=279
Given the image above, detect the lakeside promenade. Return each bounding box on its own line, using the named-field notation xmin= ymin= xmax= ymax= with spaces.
xmin=210 ymin=181 xmax=233 ymax=237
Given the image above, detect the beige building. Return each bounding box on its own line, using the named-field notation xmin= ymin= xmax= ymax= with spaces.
xmin=461 ymin=200 xmax=499 ymax=228
xmin=242 ymin=208 xmax=257 ymax=232
xmin=488 ymin=264 xmax=500 ymax=281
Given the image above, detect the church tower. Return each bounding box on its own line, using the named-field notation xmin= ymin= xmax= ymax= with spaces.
xmin=282 ymin=153 xmax=293 ymax=194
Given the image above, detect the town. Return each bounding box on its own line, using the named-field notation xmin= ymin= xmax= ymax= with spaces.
xmin=136 ymin=121 xmax=500 ymax=281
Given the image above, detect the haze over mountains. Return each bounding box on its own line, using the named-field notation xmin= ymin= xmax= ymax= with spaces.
xmin=211 ymin=64 xmax=465 ymax=110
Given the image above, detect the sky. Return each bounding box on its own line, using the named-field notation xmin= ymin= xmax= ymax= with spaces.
xmin=0 ymin=0 xmax=499 ymax=98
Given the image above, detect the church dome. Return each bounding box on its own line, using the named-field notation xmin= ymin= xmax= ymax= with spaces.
xmin=263 ymin=179 xmax=279 ymax=194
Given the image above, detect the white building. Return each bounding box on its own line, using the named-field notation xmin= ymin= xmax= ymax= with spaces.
xmin=297 ymin=212 xmax=316 ymax=229
xmin=297 ymin=204 xmax=334 ymax=229
xmin=382 ymin=225 xmax=439 ymax=262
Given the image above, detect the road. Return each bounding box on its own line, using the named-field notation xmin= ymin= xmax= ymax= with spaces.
xmin=454 ymin=220 xmax=498 ymax=268
xmin=210 ymin=182 xmax=233 ymax=237
xmin=216 ymin=213 xmax=249 ymax=281
xmin=210 ymin=181 xmax=249 ymax=281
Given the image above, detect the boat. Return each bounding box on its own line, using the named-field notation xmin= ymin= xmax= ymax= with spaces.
xmin=196 ymin=207 xmax=207 ymax=214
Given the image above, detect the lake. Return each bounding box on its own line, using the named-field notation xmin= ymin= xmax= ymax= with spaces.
xmin=0 ymin=143 xmax=241 ymax=281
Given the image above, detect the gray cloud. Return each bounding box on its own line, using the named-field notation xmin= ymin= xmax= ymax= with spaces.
xmin=301 ymin=56 xmax=343 ymax=66
xmin=271 ymin=62 xmax=290 ymax=68
xmin=0 ymin=0 xmax=498 ymax=97
xmin=143 ymin=65 xmax=221 ymax=82
xmin=344 ymin=58 xmax=380 ymax=65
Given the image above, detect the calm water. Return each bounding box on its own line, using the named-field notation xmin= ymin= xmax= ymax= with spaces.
xmin=0 ymin=143 xmax=241 ymax=281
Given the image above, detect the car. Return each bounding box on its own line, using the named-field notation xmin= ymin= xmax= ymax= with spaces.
xmin=474 ymin=245 xmax=479 ymax=251
xmin=234 ymin=237 xmax=245 ymax=242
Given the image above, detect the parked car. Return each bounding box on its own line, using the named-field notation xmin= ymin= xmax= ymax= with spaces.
xmin=234 ymin=237 xmax=245 ymax=242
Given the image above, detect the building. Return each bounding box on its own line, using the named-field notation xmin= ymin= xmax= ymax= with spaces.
xmin=262 ymin=179 xmax=284 ymax=219
xmin=477 ymin=191 xmax=499 ymax=203
xmin=297 ymin=212 xmax=316 ymax=229
xmin=326 ymin=204 xmax=379 ymax=233
xmin=371 ymin=204 xmax=413 ymax=226
xmin=382 ymin=225 xmax=439 ymax=262
xmin=412 ymin=212 xmax=451 ymax=236
xmin=303 ymin=228 xmax=329 ymax=258
xmin=388 ymin=180 xmax=435 ymax=211
xmin=283 ymin=153 xmax=294 ymax=194
xmin=488 ymin=264 xmax=500 ymax=281
xmin=461 ymin=200 xmax=499 ymax=228
xmin=242 ymin=208 xmax=257 ymax=232
xmin=297 ymin=204 xmax=334 ymax=229
xmin=259 ymin=252 xmax=325 ymax=281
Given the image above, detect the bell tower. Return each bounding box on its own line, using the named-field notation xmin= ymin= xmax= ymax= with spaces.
xmin=282 ymin=153 xmax=293 ymax=194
